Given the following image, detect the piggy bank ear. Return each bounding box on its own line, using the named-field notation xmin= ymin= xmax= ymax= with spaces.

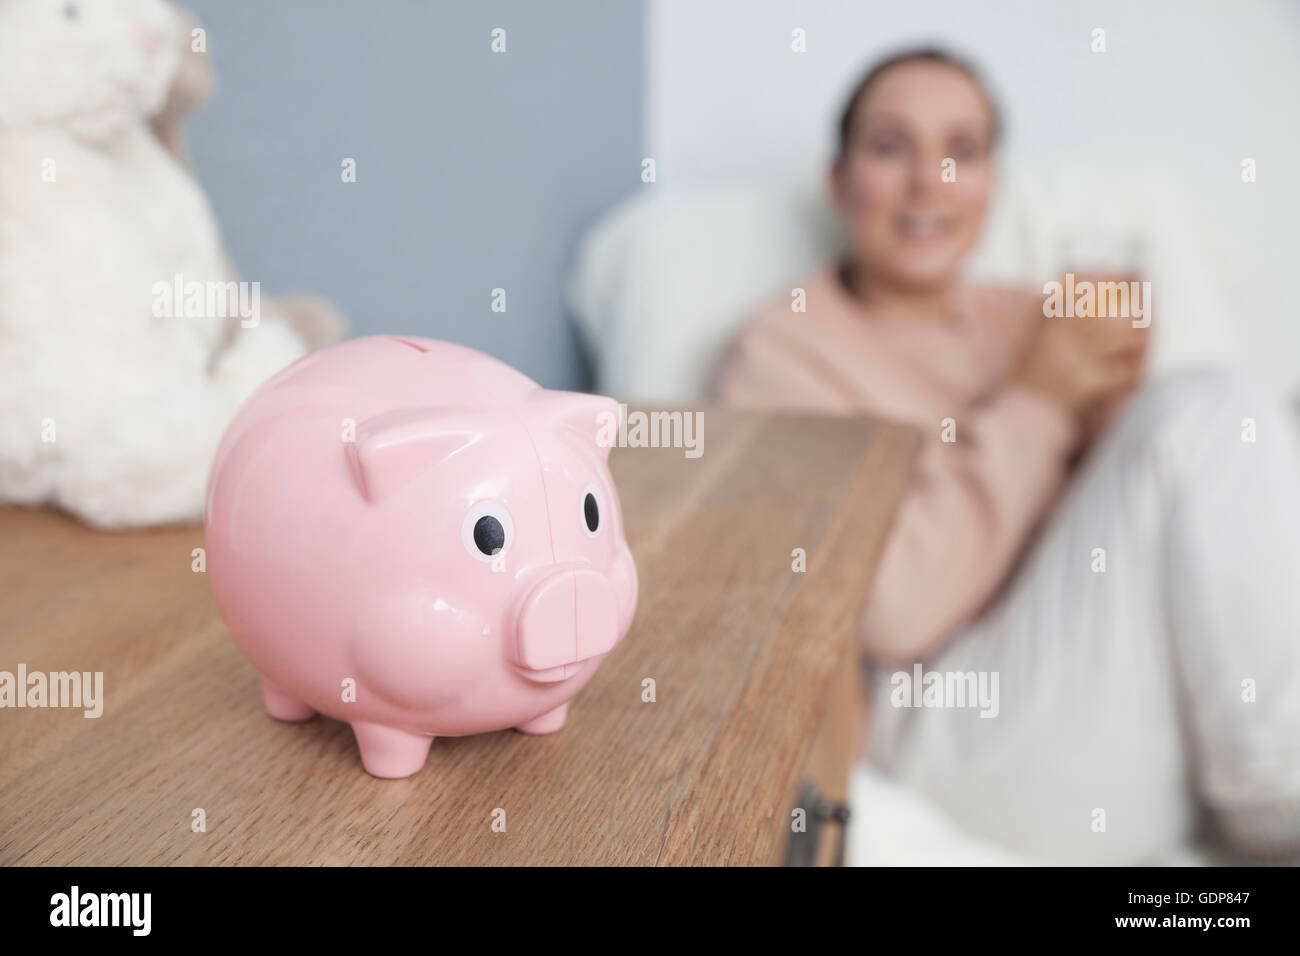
xmin=346 ymin=407 xmax=481 ymax=502
xmin=529 ymin=390 xmax=621 ymax=460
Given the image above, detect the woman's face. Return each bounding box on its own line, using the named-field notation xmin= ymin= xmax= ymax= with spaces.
xmin=833 ymin=61 xmax=996 ymax=293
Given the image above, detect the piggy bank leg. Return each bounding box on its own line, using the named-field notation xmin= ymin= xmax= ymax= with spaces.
xmin=260 ymin=676 xmax=316 ymax=722
xmin=351 ymin=722 xmax=434 ymax=779
xmin=516 ymin=703 xmax=569 ymax=735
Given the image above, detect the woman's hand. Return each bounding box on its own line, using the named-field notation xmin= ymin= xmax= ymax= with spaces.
xmin=1009 ymin=280 xmax=1149 ymax=418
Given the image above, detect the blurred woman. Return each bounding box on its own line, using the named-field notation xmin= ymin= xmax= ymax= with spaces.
xmin=718 ymin=49 xmax=1300 ymax=864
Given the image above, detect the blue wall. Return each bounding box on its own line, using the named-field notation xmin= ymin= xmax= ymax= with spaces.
xmin=183 ymin=0 xmax=644 ymax=389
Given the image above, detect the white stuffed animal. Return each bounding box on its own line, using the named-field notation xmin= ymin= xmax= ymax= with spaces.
xmin=0 ymin=0 xmax=334 ymax=528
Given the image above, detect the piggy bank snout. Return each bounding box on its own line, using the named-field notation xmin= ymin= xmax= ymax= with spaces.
xmin=512 ymin=569 xmax=620 ymax=683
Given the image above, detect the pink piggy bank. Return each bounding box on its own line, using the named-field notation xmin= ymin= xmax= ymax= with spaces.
xmin=204 ymin=336 xmax=638 ymax=778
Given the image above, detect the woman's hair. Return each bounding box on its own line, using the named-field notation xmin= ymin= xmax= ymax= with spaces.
xmin=836 ymin=47 xmax=1001 ymax=157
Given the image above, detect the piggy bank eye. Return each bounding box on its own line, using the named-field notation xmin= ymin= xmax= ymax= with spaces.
xmin=474 ymin=516 xmax=504 ymax=554
xmin=582 ymin=487 xmax=601 ymax=536
xmin=461 ymin=502 xmax=514 ymax=563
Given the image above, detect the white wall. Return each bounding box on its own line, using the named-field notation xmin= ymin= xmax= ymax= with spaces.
xmin=645 ymin=0 xmax=1300 ymax=389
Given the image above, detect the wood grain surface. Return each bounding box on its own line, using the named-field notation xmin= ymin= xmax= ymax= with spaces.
xmin=0 ymin=408 xmax=915 ymax=865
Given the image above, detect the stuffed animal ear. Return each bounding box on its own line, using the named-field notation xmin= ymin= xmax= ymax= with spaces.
xmin=529 ymin=390 xmax=621 ymax=460
xmin=346 ymin=407 xmax=482 ymax=501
